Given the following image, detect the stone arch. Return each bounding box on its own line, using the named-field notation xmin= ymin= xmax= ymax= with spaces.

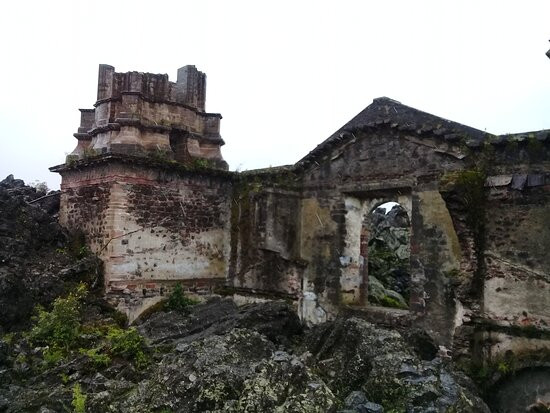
xmin=362 ymin=200 xmax=411 ymax=309
xmin=341 ymin=191 xmax=413 ymax=308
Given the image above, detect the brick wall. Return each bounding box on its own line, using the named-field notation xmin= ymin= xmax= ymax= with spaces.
xmin=58 ymin=157 xmax=231 ymax=321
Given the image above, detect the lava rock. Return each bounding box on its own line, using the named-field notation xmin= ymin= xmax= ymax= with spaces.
xmin=305 ymin=317 xmax=490 ymax=412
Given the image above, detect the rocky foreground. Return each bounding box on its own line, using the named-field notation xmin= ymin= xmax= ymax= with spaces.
xmin=1 ymin=297 xmax=490 ymax=413
xmin=0 ymin=176 xmax=491 ymax=412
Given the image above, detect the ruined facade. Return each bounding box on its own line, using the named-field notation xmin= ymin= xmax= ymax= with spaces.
xmin=52 ymin=66 xmax=550 ymax=402
xmin=52 ymin=65 xmax=231 ymax=317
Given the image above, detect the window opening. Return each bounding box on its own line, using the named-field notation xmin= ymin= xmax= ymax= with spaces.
xmin=365 ymin=201 xmax=410 ymax=309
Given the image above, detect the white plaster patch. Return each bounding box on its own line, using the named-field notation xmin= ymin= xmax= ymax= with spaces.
xmin=484 ymin=276 xmax=550 ymax=325
xmin=299 ymin=291 xmax=327 ymax=326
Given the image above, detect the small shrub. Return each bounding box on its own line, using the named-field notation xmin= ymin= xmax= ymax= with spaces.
xmin=191 ymin=158 xmax=211 ymax=169
xmin=29 ymin=283 xmax=87 ymax=350
xmin=72 ymin=383 xmax=87 ymax=413
xmin=497 ymin=361 xmax=511 ymax=374
xmin=65 ymin=156 xmax=77 ymax=166
xmin=43 ymin=346 xmax=65 ymax=366
xmin=380 ymin=295 xmax=407 ymax=309
xmin=80 ymin=347 xmax=111 ymax=367
xmin=76 ymin=245 xmax=90 ymax=259
xmin=67 ymin=231 xmax=88 ymax=259
xmin=111 ymin=310 xmax=129 ymax=328
xmin=150 ymin=148 xmax=173 ymax=162
xmin=59 ymin=372 xmax=70 ymax=384
xmin=15 ymin=353 xmax=27 ymax=365
xmin=165 ymin=284 xmax=199 ymax=312
xmin=107 ymin=326 xmax=148 ymax=369
xmin=2 ymin=332 xmax=15 ymax=345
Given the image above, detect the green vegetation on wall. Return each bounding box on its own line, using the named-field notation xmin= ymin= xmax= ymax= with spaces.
xmin=440 ymin=168 xmax=487 ymax=296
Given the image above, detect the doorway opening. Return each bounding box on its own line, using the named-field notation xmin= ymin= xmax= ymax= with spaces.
xmin=363 ymin=201 xmax=411 ymax=309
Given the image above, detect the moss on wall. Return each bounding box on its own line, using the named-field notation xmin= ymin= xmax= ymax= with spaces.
xmin=440 ymin=168 xmax=487 ymax=297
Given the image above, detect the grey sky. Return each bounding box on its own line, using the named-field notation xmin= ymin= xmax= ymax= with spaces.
xmin=1 ymin=0 xmax=549 ymax=189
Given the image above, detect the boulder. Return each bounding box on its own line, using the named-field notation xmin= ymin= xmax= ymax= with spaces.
xmin=138 ymin=297 xmax=302 ymax=347
xmin=305 ymin=317 xmax=490 ymax=412
xmin=89 ymin=328 xmax=336 ymax=412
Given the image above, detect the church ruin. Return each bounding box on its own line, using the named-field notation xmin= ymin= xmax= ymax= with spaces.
xmin=51 ymin=65 xmax=550 ymax=407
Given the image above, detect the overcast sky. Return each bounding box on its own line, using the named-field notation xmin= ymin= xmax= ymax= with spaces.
xmin=1 ymin=1 xmax=549 ymax=189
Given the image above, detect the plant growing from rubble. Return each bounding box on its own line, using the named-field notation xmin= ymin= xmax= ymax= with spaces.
xmin=30 ymin=180 xmax=49 ymax=193
xmin=165 ymin=283 xmax=199 ymax=312
xmin=27 ymin=282 xmax=149 ymax=370
xmin=81 ymin=147 xmax=98 ymax=159
xmin=71 ymin=383 xmax=87 ymax=413
xmin=191 ymin=157 xmax=212 ymax=169
xmin=106 ymin=326 xmax=149 ymax=369
xmin=28 ymin=283 xmax=87 ymax=352
xmin=380 ymin=295 xmax=407 ymax=309
xmin=150 ymin=147 xmax=174 ymax=162
xmin=79 ymin=346 xmax=111 ymax=367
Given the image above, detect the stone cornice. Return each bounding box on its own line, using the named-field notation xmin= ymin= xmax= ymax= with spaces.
xmin=93 ymin=92 xmax=222 ymax=120
xmin=85 ymin=119 xmax=225 ymax=146
xmin=50 ymin=153 xmax=235 ymax=179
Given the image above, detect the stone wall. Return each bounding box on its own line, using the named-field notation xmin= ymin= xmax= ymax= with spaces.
xmin=56 ymin=156 xmax=231 ymax=321
xmin=54 ymin=85 xmax=550 ymax=377
xmin=67 ymin=64 xmax=226 ymax=170
xmin=225 ymin=121 xmax=550 ymax=368
xmin=291 ymin=129 xmax=467 ymax=339
xmin=228 ymin=171 xmax=304 ymax=298
xmin=484 ymin=182 xmax=550 ymax=329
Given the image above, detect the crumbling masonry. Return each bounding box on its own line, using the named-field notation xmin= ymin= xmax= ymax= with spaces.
xmin=52 ymin=65 xmax=550 ymax=402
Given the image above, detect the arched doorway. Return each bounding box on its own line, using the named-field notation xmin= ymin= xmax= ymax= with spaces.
xmin=361 ymin=201 xmax=411 ymax=309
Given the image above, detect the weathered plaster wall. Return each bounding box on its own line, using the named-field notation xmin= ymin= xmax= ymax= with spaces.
xmin=438 ymin=139 xmax=550 ymax=368
xmin=294 ymin=128 xmax=467 ymax=334
xmin=56 ymin=87 xmax=550 ymax=381
xmin=412 ymin=188 xmax=464 ymax=346
xmin=298 ymin=193 xmax=343 ymax=323
xmin=58 ymin=158 xmax=231 ymax=321
xmin=228 ymin=174 xmax=304 ymax=298
xmin=483 ymin=172 xmax=550 ymax=329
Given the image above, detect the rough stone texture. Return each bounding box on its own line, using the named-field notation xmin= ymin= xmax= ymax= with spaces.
xmin=66 ymin=64 xmax=227 ymax=169
xmin=137 ymin=297 xmax=302 ymax=347
xmin=489 ymin=367 xmax=550 ymax=413
xmin=304 ymin=317 xmax=490 ymax=413
xmin=228 ymin=178 xmax=304 ymax=298
xmin=52 ymin=67 xmax=550 ymax=399
xmin=55 ymin=159 xmax=232 ymax=321
xmin=0 ymin=301 xmax=491 ymax=413
xmin=0 ymin=175 xmax=101 ymax=332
